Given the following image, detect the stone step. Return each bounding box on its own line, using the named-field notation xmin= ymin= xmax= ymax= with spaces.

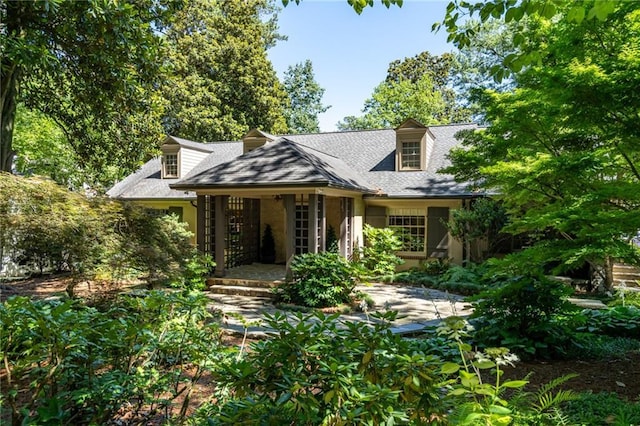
xmin=207 ymin=277 xmax=282 ymax=288
xmin=612 ymin=263 xmax=640 ymax=272
xmin=207 ymin=284 xmax=277 ymax=299
xmin=613 ymin=274 xmax=640 ymax=283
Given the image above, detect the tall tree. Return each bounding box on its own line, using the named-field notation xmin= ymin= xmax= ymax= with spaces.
xmin=338 ymin=51 xmax=471 ymax=131
xmin=337 ymin=74 xmax=446 ymax=130
xmin=161 ymin=0 xmax=288 ymax=142
xmin=442 ymin=1 xmax=640 ymax=288
xmin=387 ymin=51 xmax=471 ymax=123
xmin=282 ymin=60 xmax=330 ymax=133
xmin=1 ymin=0 xmax=175 ymax=186
xmin=12 ymin=105 xmax=81 ymax=189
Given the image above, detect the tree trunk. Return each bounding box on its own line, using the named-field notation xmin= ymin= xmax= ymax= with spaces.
xmin=0 ymin=65 xmax=19 ymax=173
xmin=604 ymin=256 xmax=615 ymax=292
xmin=1 ymin=1 xmax=25 ymax=174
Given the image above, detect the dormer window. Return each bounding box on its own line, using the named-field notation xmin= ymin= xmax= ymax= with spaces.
xmin=164 ymin=153 xmax=178 ymax=177
xmin=243 ymin=129 xmax=275 ymax=154
xmin=161 ymin=146 xmax=180 ymax=179
xmin=395 ymin=118 xmax=434 ymax=172
xmin=401 ymin=141 xmax=421 ymax=169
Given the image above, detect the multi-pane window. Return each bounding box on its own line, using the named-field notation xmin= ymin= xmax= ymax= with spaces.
xmin=388 ymin=208 xmax=425 ymax=252
xmin=401 ymin=141 xmax=421 ymax=169
xmin=295 ymin=195 xmax=309 ymax=255
xmin=163 ymin=153 xmax=178 ymax=178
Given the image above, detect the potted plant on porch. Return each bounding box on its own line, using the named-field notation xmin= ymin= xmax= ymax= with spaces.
xmin=261 ymin=224 xmax=276 ymax=264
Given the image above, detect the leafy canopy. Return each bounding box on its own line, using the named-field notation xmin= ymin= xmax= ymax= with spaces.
xmin=282 ymin=60 xmax=330 ymax=133
xmin=161 ymin=0 xmax=288 ymax=142
xmin=443 ymin=1 xmax=640 ymax=286
xmin=1 ymin=0 xmax=174 ymax=187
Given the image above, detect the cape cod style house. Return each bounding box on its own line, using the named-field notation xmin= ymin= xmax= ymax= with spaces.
xmin=108 ymin=119 xmax=480 ymax=277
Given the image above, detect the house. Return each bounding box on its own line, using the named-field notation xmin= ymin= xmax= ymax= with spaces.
xmin=108 ymin=119 xmax=480 ymax=277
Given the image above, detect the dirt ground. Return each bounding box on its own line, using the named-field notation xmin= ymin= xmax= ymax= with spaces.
xmin=3 ymin=276 xmax=640 ymax=403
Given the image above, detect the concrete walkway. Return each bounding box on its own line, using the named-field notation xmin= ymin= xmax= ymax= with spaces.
xmin=205 ymin=283 xmax=473 ymax=337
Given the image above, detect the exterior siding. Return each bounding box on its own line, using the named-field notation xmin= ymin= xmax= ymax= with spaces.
xmin=180 ymin=148 xmax=210 ymax=177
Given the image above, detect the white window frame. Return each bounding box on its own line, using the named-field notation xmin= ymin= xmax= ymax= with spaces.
xmin=162 ymin=151 xmax=179 ymax=178
xmin=400 ymin=141 xmax=421 ymax=170
xmin=388 ymin=208 xmax=426 ymax=254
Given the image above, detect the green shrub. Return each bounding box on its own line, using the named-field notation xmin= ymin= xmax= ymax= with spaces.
xmin=0 ymin=291 xmax=229 ymax=425
xmin=172 ymin=252 xmax=215 ymax=291
xmin=113 ymin=204 xmax=195 ymax=288
xmin=200 ymin=311 xmax=443 ymax=425
xmin=420 ymin=257 xmax=451 ymax=275
xmin=279 ymin=251 xmax=357 ymax=308
xmin=470 ymin=273 xmax=578 ymax=358
xmin=577 ymin=305 xmax=640 ymax=338
xmin=326 ymin=225 xmax=339 ymax=253
xmin=561 ymin=392 xmax=640 ymax=426
xmin=360 ymin=224 xmax=403 ymax=276
xmin=565 ymin=334 xmax=640 ymax=360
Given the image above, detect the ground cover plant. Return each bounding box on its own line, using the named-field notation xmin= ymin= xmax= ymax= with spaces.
xmin=0 ymin=291 xmax=231 ymax=425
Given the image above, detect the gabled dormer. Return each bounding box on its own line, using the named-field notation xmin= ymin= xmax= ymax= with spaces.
xmin=395 ymin=119 xmax=435 ymax=171
xmin=243 ymin=129 xmax=276 ymax=154
xmin=161 ymin=136 xmax=214 ymax=179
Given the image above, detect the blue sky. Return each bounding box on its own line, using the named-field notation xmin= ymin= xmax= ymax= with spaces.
xmin=268 ymin=0 xmax=455 ymax=131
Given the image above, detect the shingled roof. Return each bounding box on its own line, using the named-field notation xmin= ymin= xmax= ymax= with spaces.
xmin=171 ymin=138 xmax=375 ymax=193
xmin=107 ymin=140 xmax=241 ymax=200
xmin=109 ymin=123 xmax=478 ymax=200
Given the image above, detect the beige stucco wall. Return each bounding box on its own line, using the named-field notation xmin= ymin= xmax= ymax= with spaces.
xmin=353 ymin=197 xmax=366 ymax=252
xmin=325 ymin=197 xmax=342 ymax=242
xmin=364 ymin=198 xmax=465 ymax=267
xmin=135 ymin=200 xmax=197 ymax=245
xmin=260 ymin=197 xmax=286 ymax=263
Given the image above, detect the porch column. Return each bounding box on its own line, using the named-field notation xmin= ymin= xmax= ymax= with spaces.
xmin=339 ymin=197 xmax=353 ymax=258
xmin=318 ymin=195 xmax=326 ymax=252
xmin=308 ymin=194 xmax=319 ymax=253
xmin=283 ymin=194 xmax=296 ymax=267
xmin=214 ymin=195 xmax=228 ymax=277
xmin=197 ymin=194 xmax=206 ymax=253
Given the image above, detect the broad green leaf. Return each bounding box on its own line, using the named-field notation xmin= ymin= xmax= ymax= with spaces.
xmin=441 ymin=362 xmax=460 ymax=374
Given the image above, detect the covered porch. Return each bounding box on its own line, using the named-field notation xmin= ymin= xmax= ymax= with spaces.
xmin=195 ymin=190 xmax=360 ymax=277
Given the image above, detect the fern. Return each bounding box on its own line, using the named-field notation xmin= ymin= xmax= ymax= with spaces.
xmin=532 ymin=373 xmax=579 ymax=412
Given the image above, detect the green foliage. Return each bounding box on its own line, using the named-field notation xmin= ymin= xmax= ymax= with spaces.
xmin=441 ymin=1 xmax=640 ymax=289
xmin=2 ymin=0 xmax=172 ymax=185
xmin=0 ymin=174 xmax=197 ymax=291
xmin=326 ymin=224 xmax=339 ymax=253
xmin=112 ymin=204 xmax=195 ymax=288
xmin=577 ymin=306 xmax=640 ymax=339
xmin=161 ymin=0 xmax=288 ymax=142
xmin=561 ymin=392 xmax=640 ymax=426
xmin=565 ymin=334 xmax=640 ymax=361
xmin=0 ymin=291 xmax=229 ymax=425
xmin=337 ymin=73 xmax=446 ymax=130
xmin=360 ymin=224 xmax=404 ymax=276
xmin=391 ymin=262 xmax=490 ymax=296
xmin=12 ymin=105 xmax=83 ymax=189
xmin=282 ymin=59 xmax=330 ymax=133
xmin=279 ymin=252 xmax=357 ymax=308
xmin=447 ymin=198 xmax=508 ymax=262
xmin=437 ymin=316 xmax=577 ymax=425
xmin=470 ymin=273 xmax=578 ymax=358
xmin=200 ymin=310 xmax=443 ymax=424
xmin=420 ymin=257 xmax=451 ymax=276
xmin=260 ymin=224 xmax=276 ymax=264
xmin=172 ymin=253 xmax=215 ymax=291
xmin=0 ymin=173 xmax=120 ymax=279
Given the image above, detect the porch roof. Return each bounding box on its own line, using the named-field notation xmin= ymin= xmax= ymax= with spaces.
xmin=171 ymin=138 xmax=376 ymax=193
